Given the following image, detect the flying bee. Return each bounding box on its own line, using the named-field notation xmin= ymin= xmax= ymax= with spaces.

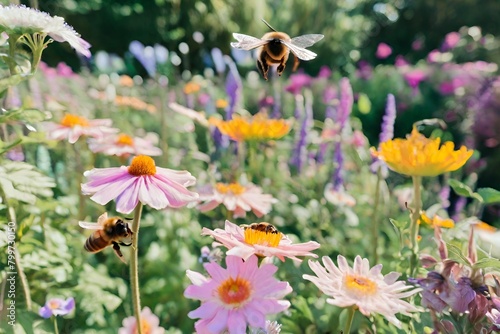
xmin=231 ymin=19 xmax=324 ymax=80
xmin=242 ymin=222 xmax=280 ymax=235
xmin=79 ymin=212 xmax=133 ymax=264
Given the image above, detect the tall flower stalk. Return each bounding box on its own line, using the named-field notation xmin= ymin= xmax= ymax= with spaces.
xmin=129 ymin=202 xmax=144 ymax=333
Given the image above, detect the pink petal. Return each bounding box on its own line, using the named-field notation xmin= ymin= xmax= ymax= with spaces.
xmin=206 ymin=308 xmax=229 ymax=333
xmin=114 ymin=178 xmax=142 ymax=214
xmin=204 ymin=262 xmax=227 ymax=284
xmin=243 ymin=304 xmax=266 ymax=328
xmin=227 ymin=311 xmax=247 ymax=334
xmin=188 ymin=301 xmax=219 ymax=319
xmin=138 ymin=176 xmax=171 ymax=209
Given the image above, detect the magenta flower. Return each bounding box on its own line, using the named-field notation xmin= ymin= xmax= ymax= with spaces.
xmin=184 ymin=255 xmax=292 ymax=333
xmin=441 ymin=31 xmax=461 ymax=51
xmin=285 ymin=72 xmax=312 ymax=95
xmin=40 ymin=113 xmax=118 ymax=144
xmin=118 ymin=307 xmax=165 ymax=334
xmin=39 ymin=297 xmax=75 ymax=318
xmin=376 ymin=42 xmax=392 ymax=59
xmin=81 ymin=155 xmax=198 ymax=214
xmin=404 ymin=69 xmax=426 ymax=89
xmin=394 ymin=55 xmax=409 ymax=67
xmin=201 ymin=220 xmax=320 ymax=262
xmin=88 ymin=132 xmax=162 ymax=158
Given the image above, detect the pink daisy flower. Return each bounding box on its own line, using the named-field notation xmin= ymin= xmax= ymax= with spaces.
xmin=201 ymin=220 xmax=320 ymax=262
xmin=118 ymin=307 xmax=165 ymax=334
xmin=197 ymin=182 xmax=277 ymax=218
xmin=41 ymin=113 xmax=118 ymax=144
xmin=81 ymin=155 xmax=198 ymax=214
xmin=88 ymin=132 xmax=162 ymax=157
xmin=184 ymin=255 xmax=292 ymax=334
xmin=303 ymin=255 xmax=422 ymax=328
xmin=376 ymin=42 xmax=392 ymax=59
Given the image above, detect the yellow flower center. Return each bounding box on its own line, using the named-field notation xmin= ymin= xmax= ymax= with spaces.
xmin=116 ymin=134 xmax=134 ymax=146
xmin=372 ymin=126 xmax=473 ymax=177
xmin=209 ymin=113 xmax=291 ymax=142
xmin=344 ymin=274 xmax=378 ymax=297
xmin=218 ymin=276 xmax=252 ymax=306
xmin=60 ymin=114 xmax=89 ymax=127
xmin=48 ymin=300 xmax=61 ymax=310
xmin=215 ymin=182 xmax=246 ymax=195
xmin=244 ymin=227 xmax=282 ymax=247
xmin=135 ymin=317 xmax=151 ymax=334
xmin=128 ymin=155 xmax=157 ymax=176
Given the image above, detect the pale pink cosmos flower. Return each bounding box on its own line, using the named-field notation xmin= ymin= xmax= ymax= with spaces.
xmin=201 ymin=220 xmax=320 ymax=262
xmin=197 ymin=182 xmax=277 ymax=218
xmin=376 ymin=42 xmax=392 ymax=59
xmin=88 ymin=132 xmax=162 ymax=157
xmin=303 ymin=255 xmax=422 ymax=328
xmin=118 ymin=307 xmax=165 ymax=334
xmin=41 ymin=113 xmax=118 ymax=144
xmin=81 ymin=155 xmax=198 ymax=214
xmin=184 ymin=255 xmax=292 ymax=334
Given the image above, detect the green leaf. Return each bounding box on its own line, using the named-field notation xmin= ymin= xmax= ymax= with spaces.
xmin=0 ymin=108 xmax=48 ymax=124
xmin=0 ymin=73 xmax=31 ymax=94
xmin=477 ymin=187 xmax=500 ymax=205
xmin=0 ymin=138 xmax=22 ymax=155
xmin=473 ymin=257 xmax=500 ymax=271
xmin=448 ymin=179 xmax=482 ymax=201
xmin=389 ymin=218 xmax=408 ymax=230
xmin=293 ymin=296 xmax=314 ymax=323
xmin=446 ymin=242 xmax=470 ymax=266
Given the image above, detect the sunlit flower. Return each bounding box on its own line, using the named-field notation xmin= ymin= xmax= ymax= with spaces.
xmin=209 ymin=113 xmax=291 ymax=142
xmin=376 ymin=42 xmax=392 ymax=59
xmin=0 ymin=4 xmax=91 ymax=57
xmin=201 ymin=220 xmax=320 ymax=262
xmin=39 ymin=297 xmax=75 ymax=318
xmin=184 ymin=255 xmax=292 ymax=334
xmin=118 ymin=307 xmax=165 ymax=334
xmin=371 ymin=127 xmax=473 ymax=177
xmin=41 ymin=113 xmax=118 ymax=144
xmin=183 ymin=81 xmax=201 ymax=95
xmin=216 ymin=99 xmax=229 ymax=109
xmin=88 ymin=132 xmax=162 ymax=157
xmin=304 ymin=255 xmax=421 ymax=328
xmin=81 ymin=155 xmax=198 ymax=214
xmin=419 ymin=212 xmax=455 ymax=229
xmin=197 ymin=182 xmax=277 ymax=218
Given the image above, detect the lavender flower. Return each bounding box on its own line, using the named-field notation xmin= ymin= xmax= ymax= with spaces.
xmin=129 ymin=41 xmax=168 ymax=77
xmin=331 ymin=141 xmax=343 ymax=190
xmin=379 ymin=94 xmax=396 ymax=143
xmin=39 ymin=297 xmax=75 ymax=318
xmin=211 ymin=47 xmax=226 ymax=74
xmin=290 ymin=94 xmax=311 ymax=173
xmin=337 ymin=77 xmax=353 ymax=128
xmin=224 ymin=56 xmax=242 ymax=120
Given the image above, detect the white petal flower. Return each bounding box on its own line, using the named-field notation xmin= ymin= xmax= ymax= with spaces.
xmin=0 ymin=5 xmax=90 ymax=57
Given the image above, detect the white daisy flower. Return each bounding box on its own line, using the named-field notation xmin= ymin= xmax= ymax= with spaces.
xmin=303 ymin=255 xmax=422 ymax=328
xmin=0 ymin=4 xmax=90 ymax=57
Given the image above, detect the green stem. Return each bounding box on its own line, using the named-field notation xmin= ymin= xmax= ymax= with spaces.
xmin=343 ymin=306 xmax=356 ymax=334
xmin=409 ymin=176 xmax=422 ymax=277
xmin=73 ymin=143 xmax=86 ymax=220
xmin=371 ymin=168 xmax=382 ymax=264
xmin=7 ymin=34 xmax=20 ymax=76
xmin=53 ymin=316 xmax=59 ymax=334
xmin=0 ymin=184 xmax=32 ymax=310
xmin=130 ymin=202 xmax=144 ymax=334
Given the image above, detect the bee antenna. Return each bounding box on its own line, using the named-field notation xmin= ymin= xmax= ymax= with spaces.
xmin=261 ymin=19 xmax=277 ymax=32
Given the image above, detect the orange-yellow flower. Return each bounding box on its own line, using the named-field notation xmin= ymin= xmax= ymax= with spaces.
xmin=419 ymin=212 xmax=455 ymax=229
xmin=183 ymin=82 xmax=201 ymax=95
xmin=215 ymin=99 xmax=228 ymax=109
xmin=371 ymin=127 xmax=473 ymax=177
xmin=209 ymin=113 xmax=292 ymax=142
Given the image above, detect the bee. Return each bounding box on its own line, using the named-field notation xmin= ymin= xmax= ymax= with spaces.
xmin=242 ymin=222 xmax=280 ymax=234
xmin=231 ymin=19 xmax=324 ymax=80
xmin=79 ymin=212 xmax=133 ymax=263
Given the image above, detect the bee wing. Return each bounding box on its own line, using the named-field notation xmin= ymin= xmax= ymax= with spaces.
xmin=231 ymin=33 xmax=269 ymax=50
xmin=281 ymin=40 xmax=318 ymax=61
xmin=78 ymin=221 xmax=104 ymax=230
xmin=290 ymin=34 xmax=324 ymax=48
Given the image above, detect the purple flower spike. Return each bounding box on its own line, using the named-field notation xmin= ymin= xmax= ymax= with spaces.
xmin=224 ymin=56 xmax=242 ymax=120
xmin=129 ymin=41 xmax=156 ymax=77
xmin=379 ymin=94 xmax=396 ymax=144
xmin=337 ymin=77 xmax=353 ymax=127
xmin=39 ymin=297 xmax=75 ymax=319
xmin=211 ymin=48 xmax=226 ymax=74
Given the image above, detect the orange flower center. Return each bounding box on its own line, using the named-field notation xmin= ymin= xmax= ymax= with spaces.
xmin=344 ymin=274 xmax=378 ymax=297
xmin=116 ymin=134 xmax=134 ymax=146
xmin=128 ymin=155 xmax=157 ymax=176
xmin=48 ymin=300 xmax=61 ymax=310
xmin=60 ymin=114 xmax=89 ymax=127
xmin=215 ymin=182 xmax=246 ymax=195
xmin=218 ymin=276 xmax=252 ymax=306
xmin=244 ymin=227 xmax=282 ymax=247
xmin=134 ymin=317 xmax=151 ymax=334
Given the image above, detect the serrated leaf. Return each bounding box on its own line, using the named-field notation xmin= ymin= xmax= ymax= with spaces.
xmin=473 ymin=257 xmax=500 ymax=271
xmin=448 ymin=179 xmax=482 ymax=201
xmin=477 ymin=187 xmax=500 ymax=205
xmin=0 ymin=107 xmax=48 ymax=124
xmin=0 ymin=161 xmax=55 ymax=204
xmin=446 ymin=242 xmax=470 ymax=266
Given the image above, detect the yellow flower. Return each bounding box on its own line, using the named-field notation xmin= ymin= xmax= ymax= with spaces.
xmin=371 ymin=127 xmax=473 ymax=177
xmin=419 ymin=212 xmax=455 ymax=228
xmin=183 ymin=82 xmax=201 ymax=95
xmin=216 ymin=99 xmax=229 ymax=109
xmin=209 ymin=113 xmax=292 ymax=142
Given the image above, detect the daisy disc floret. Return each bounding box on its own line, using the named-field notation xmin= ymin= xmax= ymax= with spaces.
xmin=209 ymin=113 xmax=291 ymax=142
xmin=184 ymin=255 xmax=292 ymax=334
xmin=201 ymin=220 xmax=320 ymax=262
xmin=0 ymin=4 xmax=91 ymax=57
xmin=303 ymin=255 xmax=422 ymax=328
xmin=197 ymin=182 xmax=277 ymax=218
xmin=81 ymin=155 xmax=198 ymax=214
xmin=371 ymin=127 xmax=473 ymax=177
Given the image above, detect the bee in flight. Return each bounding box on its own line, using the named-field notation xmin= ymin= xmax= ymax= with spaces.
xmin=231 ymin=19 xmax=324 ymax=80
xmin=242 ymin=222 xmax=280 ymax=235
xmin=79 ymin=212 xmax=133 ymax=263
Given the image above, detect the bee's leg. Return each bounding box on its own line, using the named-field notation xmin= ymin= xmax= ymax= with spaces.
xmin=292 ymin=54 xmax=300 ymax=72
xmin=258 ymin=51 xmax=270 ymax=80
xmin=119 ymin=241 xmax=132 ymax=247
xmin=277 ymin=56 xmax=287 ymax=76
xmin=112 ymin=242 xmax=127 ymax=263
